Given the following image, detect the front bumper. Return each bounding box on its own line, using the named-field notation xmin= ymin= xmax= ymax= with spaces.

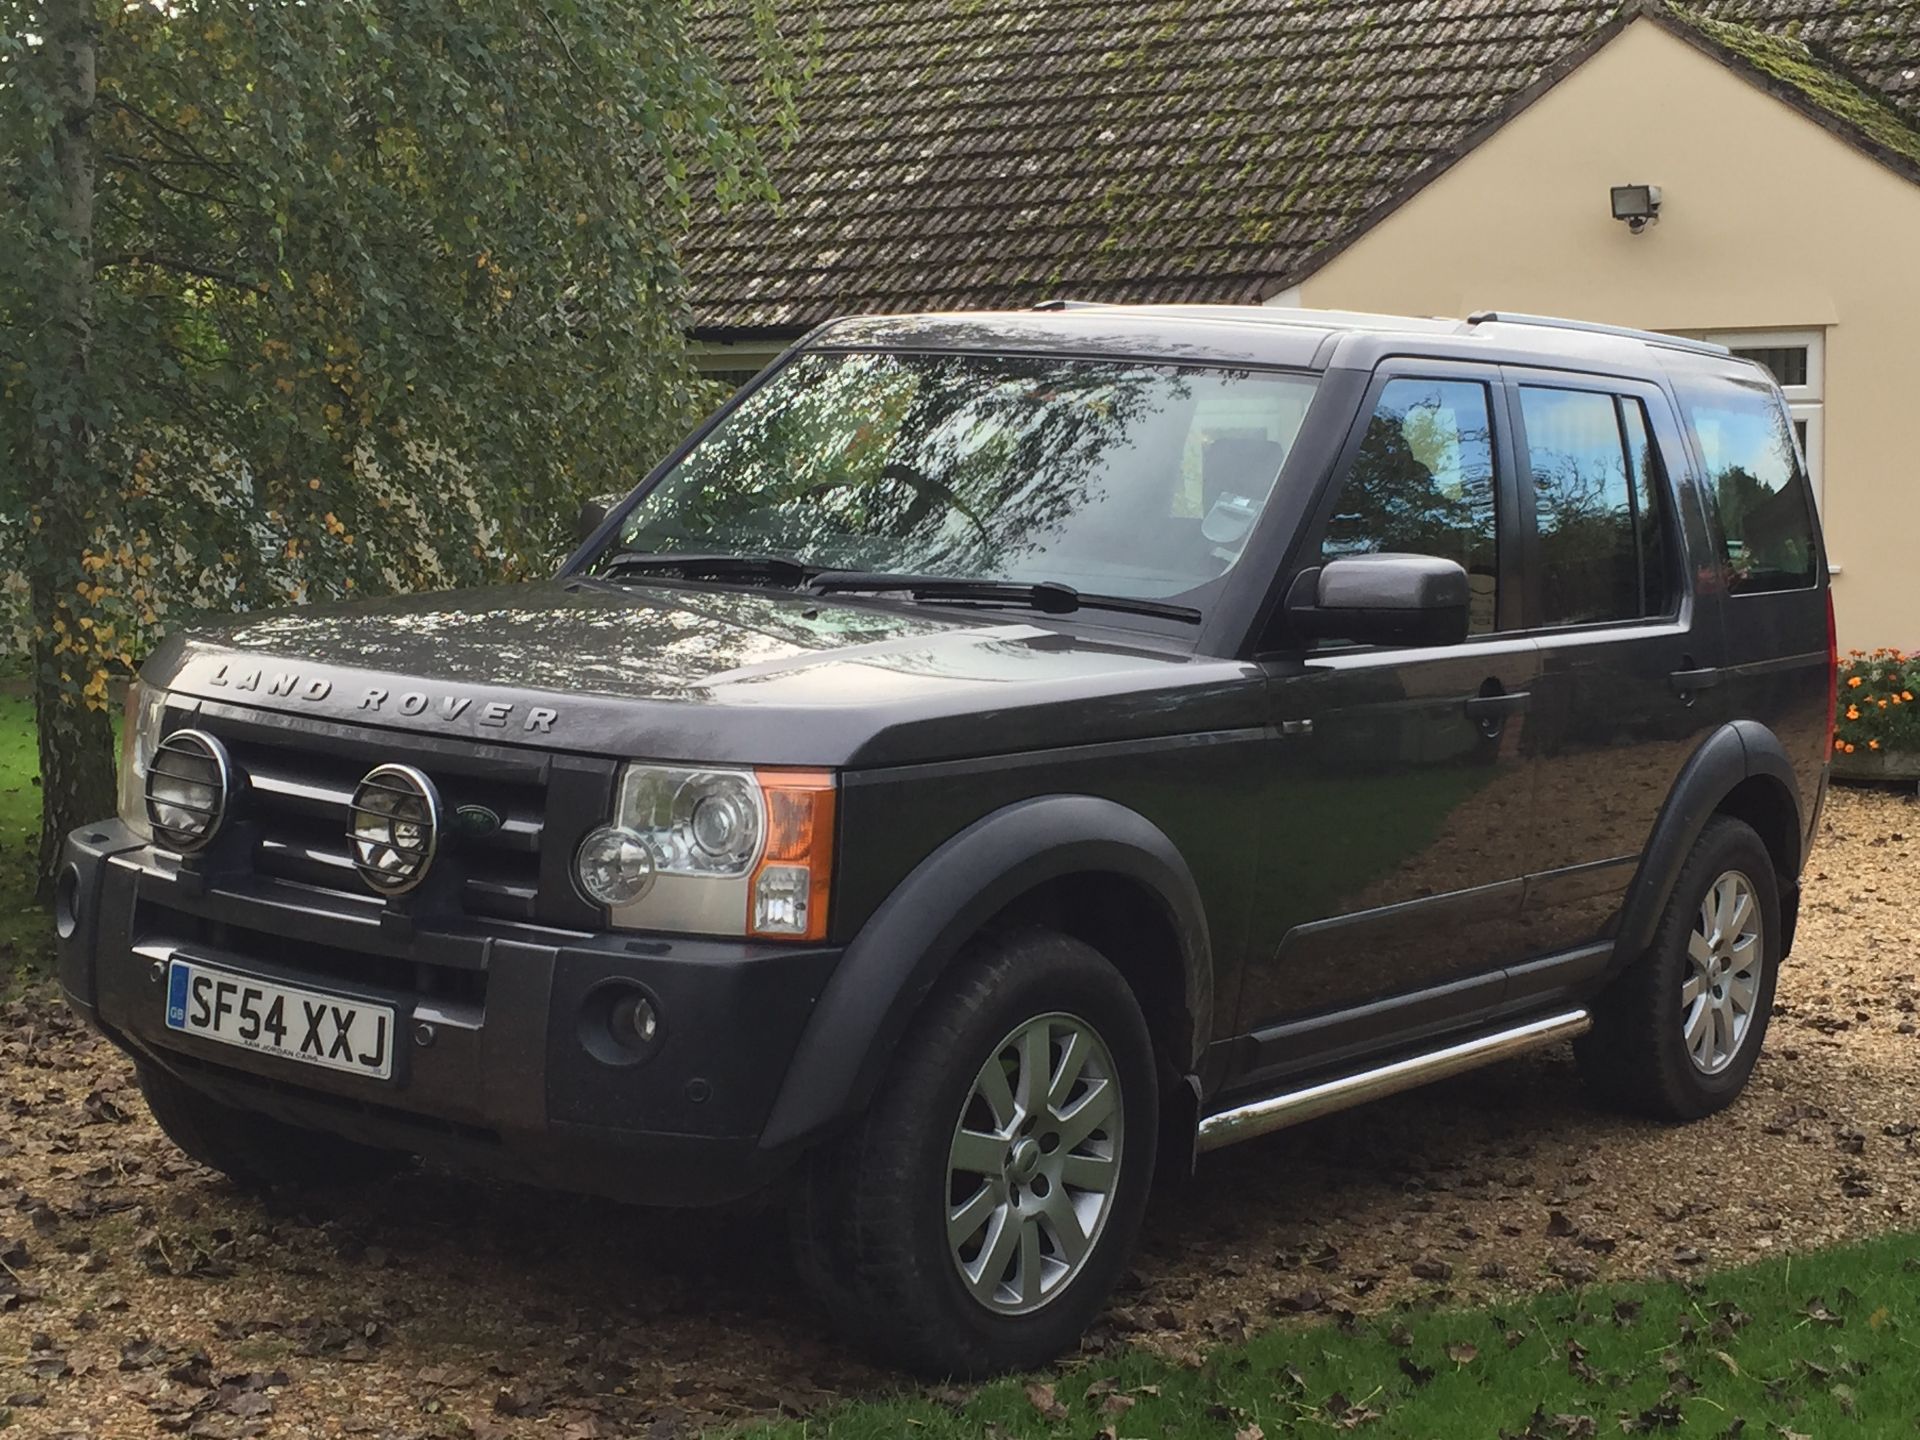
xmin=55 ymin=822 xmax=841 ymax=1205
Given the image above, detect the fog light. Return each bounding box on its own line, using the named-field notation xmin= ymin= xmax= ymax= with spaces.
xmin=578 ymin=981 xmax=665 ymax=1067
xmin=576 ymin=825 xmax=656 ymax=907
xmin=614 ymin=992 xmax=659 ymax=1047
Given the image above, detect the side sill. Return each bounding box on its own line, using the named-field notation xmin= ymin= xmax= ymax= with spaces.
xmin=1195 ymin=1009 xmax=1591 ymax=1154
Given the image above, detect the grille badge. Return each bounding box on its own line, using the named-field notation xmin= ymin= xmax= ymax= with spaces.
xmin=452 ymin=804 xmax=503 ymax=838
xmin=347 ymin=763 xmax=442 ymax=895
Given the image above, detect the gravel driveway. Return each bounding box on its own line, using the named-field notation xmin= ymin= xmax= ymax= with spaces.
xmin=4 ymin=787 xmax=1916 ymax=1438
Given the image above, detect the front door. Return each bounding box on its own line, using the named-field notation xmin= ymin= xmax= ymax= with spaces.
xmin=1237 ymin=364 xmax=1541 ymax=1069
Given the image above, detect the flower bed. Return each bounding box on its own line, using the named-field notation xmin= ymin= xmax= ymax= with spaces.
xmin=1834 ymin=648 xmax=1920 ymax=779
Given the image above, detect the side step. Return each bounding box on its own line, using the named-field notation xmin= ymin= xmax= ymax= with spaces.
xmin=1195 ymin=1010 xmax=1591 ymax=1154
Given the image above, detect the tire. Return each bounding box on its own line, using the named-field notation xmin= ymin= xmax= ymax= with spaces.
xmin=1577 ymin=816 xmax=1781 ymax=1121
xmin=135 ymin=1063 xmax=408 ymax=1190
xmin=790 ymin=929 xmax=1159 ymax=1377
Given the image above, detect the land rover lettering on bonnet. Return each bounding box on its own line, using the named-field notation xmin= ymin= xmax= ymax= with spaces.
xmin=202 ymin=662 xmax=559 ymax=731
xmin=58 ymin=305 xmax=1831 ymax=1377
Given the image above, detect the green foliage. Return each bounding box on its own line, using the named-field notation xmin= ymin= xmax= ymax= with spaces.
xmin=746 ymin=1231 xmax=1920 ymax=1440
xmin=1 ymin=0 xmax=795 ymax=879
xmin=1836 ymin=649 xmax=1920 ymax=757
xmin=1 ymin=0 xmax=794 ymax=670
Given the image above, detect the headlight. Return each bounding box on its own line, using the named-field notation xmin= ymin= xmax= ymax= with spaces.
xmin=578 ymin=764 xmax=835 ymax=940
xmin=117 ymin=681 xmax=168 ymax=842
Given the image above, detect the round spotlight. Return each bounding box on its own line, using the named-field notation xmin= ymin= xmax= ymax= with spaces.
xmin=575 ymin=825 xmax=656 ymax=907
xmin=144 ymin=728 xmax=232 ymax=853
xmin=348 ymin=763 xmax=442 ymax=895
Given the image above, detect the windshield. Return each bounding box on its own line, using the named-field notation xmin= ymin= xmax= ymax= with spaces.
xmin=598 ymin=350 xmax=1320 ymax=602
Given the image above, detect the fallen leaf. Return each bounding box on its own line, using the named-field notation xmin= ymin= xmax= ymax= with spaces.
xmin=1024 ymin=1382 xmax=1067 ymax=1423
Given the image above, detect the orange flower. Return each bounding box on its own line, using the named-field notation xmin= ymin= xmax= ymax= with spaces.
xmin=1848 ymin=675 xmax=1864 ymax=687
xmin=1846 ymin=705 xmax=1861 ymax=720
xmin=1835 ymin=737 xmax=1847 ymax=751
xmin=1870 ymin=739 xmax=1882 ymax=751
xmin=1845 ymin=743 xmax=1857 ymax=754
xmin=1880 ymin=700 xmax=1890 ymax=709
xmin=1906 ymin=691 xmax=1915 ymax=702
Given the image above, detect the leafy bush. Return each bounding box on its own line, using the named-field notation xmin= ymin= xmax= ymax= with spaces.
xmin=1835 ymin=649 xmax=1920 ymax=757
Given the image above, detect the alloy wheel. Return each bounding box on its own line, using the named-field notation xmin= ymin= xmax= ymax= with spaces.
xmin=944 ymin=1012 xmax=1123 ymax=1315
xmin=1683 ymin=869 xmax=1765 ymax=1076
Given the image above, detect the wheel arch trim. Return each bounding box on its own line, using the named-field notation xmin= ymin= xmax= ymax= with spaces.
xmin=1614 ymin=721 xmax=1804 ymax=970
xmin=758 ymin=795 xmax=1211 ymax=1152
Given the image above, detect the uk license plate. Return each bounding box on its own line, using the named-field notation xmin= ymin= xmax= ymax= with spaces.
xmin=164 ymin=959 xmax=396 ymax=1081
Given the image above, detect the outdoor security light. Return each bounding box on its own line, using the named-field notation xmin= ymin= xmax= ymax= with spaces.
xmin=1611 ymin=184 xmax=1662 ymax=234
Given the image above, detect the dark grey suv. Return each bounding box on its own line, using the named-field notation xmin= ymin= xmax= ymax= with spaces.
xmin=57 ymin=305 xmax=1832 ymax=1376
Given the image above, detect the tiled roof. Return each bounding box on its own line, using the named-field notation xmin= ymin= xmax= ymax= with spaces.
xmin=685 ymin=0 xmax=1920 ymax=336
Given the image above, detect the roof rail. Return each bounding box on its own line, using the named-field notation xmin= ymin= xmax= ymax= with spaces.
xmin=1465 ymin=310 xmax=1730 ymax=357
xmin=1030 ymin=298 xmax=1108 ymax=311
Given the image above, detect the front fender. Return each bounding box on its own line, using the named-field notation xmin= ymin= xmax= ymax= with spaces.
xmin=757 ymin=795 xmax=1211 ymax=1151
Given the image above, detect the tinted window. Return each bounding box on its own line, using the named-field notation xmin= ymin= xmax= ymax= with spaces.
xmin=1680 ymin=380 xmax=1818 ymax=593
xmin=1521 ymin=387 xmax=1672 ymax=625
xmin=1323 ymin=378 xmax=1499 ymax=634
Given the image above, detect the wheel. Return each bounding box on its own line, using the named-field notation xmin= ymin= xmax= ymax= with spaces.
xmin=790 ymin=929 xmax=1158 ymax=1377
xmin=135 ymin=1063 xmax=408 ymax=1189
xmin=1576 ymin=816 xmax=1780 ymax=1120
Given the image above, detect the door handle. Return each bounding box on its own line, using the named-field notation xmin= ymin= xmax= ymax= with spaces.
xmin=1464 ymin=688 xmax=1530 ymax=739
xmin=1669 ymin=667 xmax=1723 ymax=695
xmin=1463 ymin=691 xmax=1531 ymax=719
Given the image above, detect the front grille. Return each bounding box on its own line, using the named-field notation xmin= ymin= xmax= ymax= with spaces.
xmin=235 ymin=733 xmax=542 ymax=918
xmin=173 ymin=706 xmax=612 ymax=929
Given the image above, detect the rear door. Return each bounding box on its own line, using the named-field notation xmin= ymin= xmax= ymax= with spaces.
xmin=1503 ymin=369 xmax=1723 ymax=969
xmin=1668 ymin=367 xmax=1832 ymax=827
xmin=1237 ymin=361 xmax=1541 ymax=1068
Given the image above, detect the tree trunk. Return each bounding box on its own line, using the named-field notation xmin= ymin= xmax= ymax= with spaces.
xmin=30 ymin=0 xmax=116 ymax=900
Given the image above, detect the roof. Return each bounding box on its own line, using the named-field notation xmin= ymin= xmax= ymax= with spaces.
xmin=800 ymin=303 xmax=1754 ymax=378
xmin=684 ymin=0 xmax=1920 ymax=338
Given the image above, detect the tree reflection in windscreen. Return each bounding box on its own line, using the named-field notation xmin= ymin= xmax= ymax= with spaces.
xmin=608 ymin=352 xmax=1319 ymax=601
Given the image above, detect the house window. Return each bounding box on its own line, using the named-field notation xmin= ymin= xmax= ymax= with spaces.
xmin=1695 ymin=329 xmax=1824 ymax=511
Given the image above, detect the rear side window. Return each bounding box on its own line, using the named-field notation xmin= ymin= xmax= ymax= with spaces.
xmin=1519 ymin=386 xmax=1672 ymax=626
xmin=1679 ymin=379 xmax=1818 ymax=593
xmin=1322 ymin=378 xmax=1499 ymax=634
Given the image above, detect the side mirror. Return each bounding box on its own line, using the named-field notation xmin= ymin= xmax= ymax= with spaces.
xmin=574 ymin=495 xmax=617 ymax=544
xmin=1286 ymin=553 xmax=1471 ymax=648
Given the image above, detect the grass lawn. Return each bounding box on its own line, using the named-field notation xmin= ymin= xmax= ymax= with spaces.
xmin=0 ymin=692 xmax=50 ymax=986
xmin=760 ymin=1233 xmax=1920 ymax=1439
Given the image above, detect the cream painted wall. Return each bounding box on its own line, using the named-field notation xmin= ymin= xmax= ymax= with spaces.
xmin=1296 ymin=18 xmax=1920 ymax=649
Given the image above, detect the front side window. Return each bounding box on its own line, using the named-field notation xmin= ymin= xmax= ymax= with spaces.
xmin=1680 ymin=379 xmax=1818 ymax=593
xmin=1521 ymin=387 xmax=1672 ymax=626
xmin=604 ymin=350 xmax=1320 ymax=602
xmin=1322 ymin=378 xmax=1499 ymax=634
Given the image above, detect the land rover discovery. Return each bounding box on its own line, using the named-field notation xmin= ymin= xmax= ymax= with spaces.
xmin=57 ymin=305 xmax=1833 ymax=1376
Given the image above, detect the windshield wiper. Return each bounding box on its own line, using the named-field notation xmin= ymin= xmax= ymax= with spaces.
xmin=596 ymin=551 xmax=815 ymax=587
xmin=805 ymin=572 xmax=1201 ymax=623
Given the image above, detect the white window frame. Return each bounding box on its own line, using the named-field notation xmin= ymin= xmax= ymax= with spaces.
xmin=1692 ymin=328 xmax=1825 ymax=513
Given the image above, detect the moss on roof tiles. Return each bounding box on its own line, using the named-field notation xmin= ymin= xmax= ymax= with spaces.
xmin=1666 ymin=4 xmax=1920 ymax=168
xmin=683 ymin=0 xmax=1920 ymax=332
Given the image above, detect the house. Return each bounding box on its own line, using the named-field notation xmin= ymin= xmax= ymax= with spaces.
xmin=683 ymin=0 xmax=1920 ymax=648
